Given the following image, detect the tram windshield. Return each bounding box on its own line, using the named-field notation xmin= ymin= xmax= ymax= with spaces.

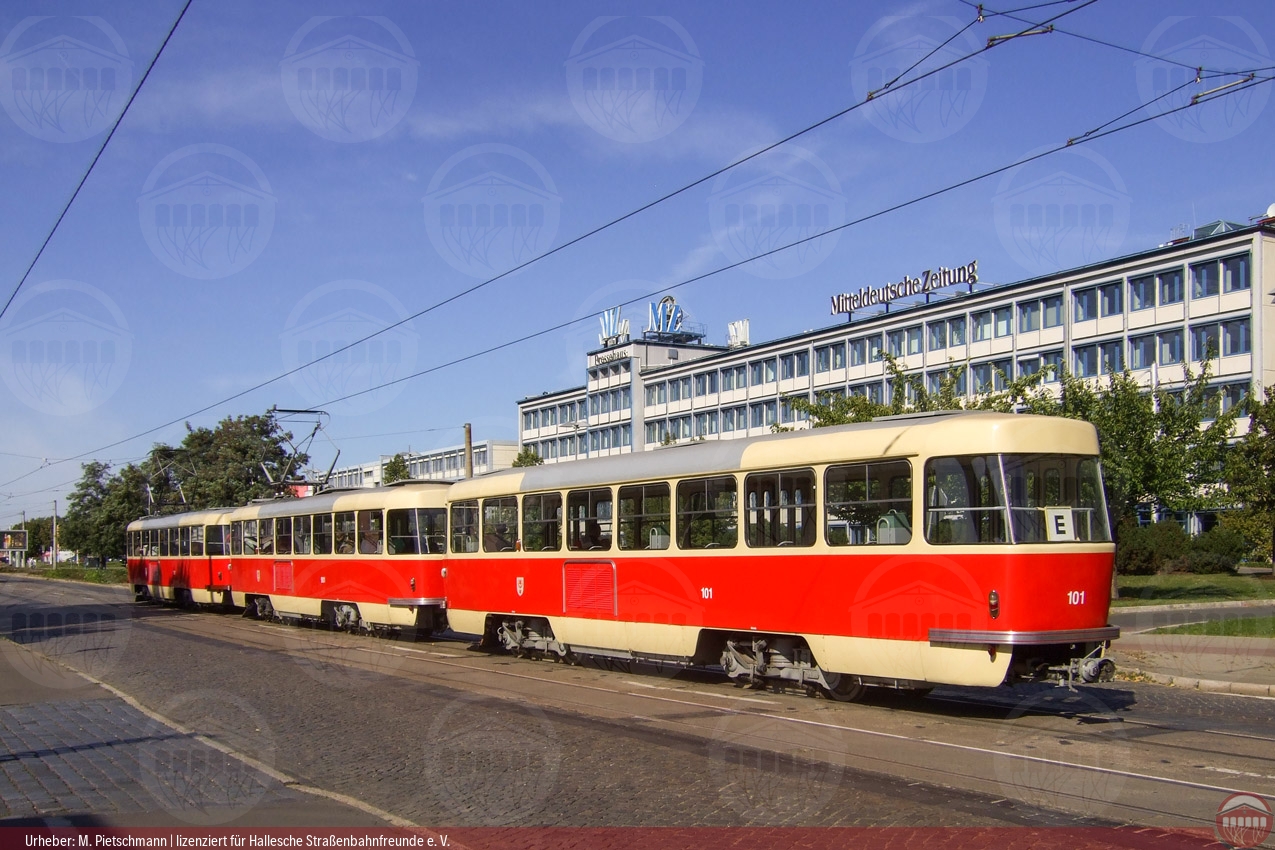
xmin=925 ymin=454 xmax=1110 ymax=544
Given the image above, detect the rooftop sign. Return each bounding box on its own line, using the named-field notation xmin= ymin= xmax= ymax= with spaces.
xmin=831 ymin=260 xmax=978 ymax=315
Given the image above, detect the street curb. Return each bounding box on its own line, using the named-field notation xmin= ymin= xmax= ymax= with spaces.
xmin=1111 ymin=599 xmax=1273 ymax=615
xmin=1123 ymin=667 xmax=1275 ymax=697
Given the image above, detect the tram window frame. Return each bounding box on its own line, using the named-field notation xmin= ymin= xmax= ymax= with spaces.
xmin=923 ymin=455 xmax=1009 ymax=545
xmin=273 ymin=516 xmax=291 ymax=555
xmin=419 ymin=508 xmax=446 ymax=553
xmin=258 ymin=518 xmax=275 ymax=555
xmin=388 ymin=508 xmax=420 ymax=555
xmin=567 ymin=488 xmax=613 ymax=551
xmin=522 ymin=492 xmax=563 ymax=552
xmin=745 ymin=469 xmax=816 ymax=548
xmin=206 ymin=525 xmax=226 ymax=556
xmin=159 ymin=529 xmax=170 ymax=557
xmin=357 ymin=510 xmax=384 ymax=555
xmin=293 ymin=515 xmax=312 ymax=555
xmin=450 ymin=500 xmax=480 ymax=553
xmin=190 ymin=525 xmax=204 ymax=557
xmin=676 ymin=476 xmax=738 ymax=549
xmin=312 ymin=513 xmax=333 ymax=555
xmin=334 ymin=511 xmax=356 ymax=554
xmin=618 ymin=483 xmax=671 ymax=550
xmin=179 ymin=527 xmax=191 ymax=557
xmin=243 ymin=520 xmax=258 ymax=555
xmin=231 ymin=521 xmax=243 ymax=556
xmin=482 ymin=497 xmax=518 ymax=552
xmin=825 ymin=460 xmax=912 ymax=546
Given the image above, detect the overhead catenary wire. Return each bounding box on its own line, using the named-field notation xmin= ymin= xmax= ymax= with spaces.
xmin=0 ymin=0 xmax=195 ymax=324
xmin=312 ymin=70 xmax=1274 ymax=410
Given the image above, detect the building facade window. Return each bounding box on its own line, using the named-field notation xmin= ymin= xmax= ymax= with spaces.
xmin=1223 ymin=254 xmax=1250 ymax=292
xmin=928 ymin=321 xmax=947 ymax=350
xmin=1099 ymin=340 xmax=1123 ymax=373
xmin=949 ymin=316 xmax=967 ymax=345
xmin=1129 ymin=334 xmax=1155 ymax=369
xmin=994 ymin=307 xmax=1012 ymax=337
xmin=1223 ymin=318 xmax=1251 ymax=356
xmin=1099 ymin=281 xmax=1123 ymax=316
xmin=1159 ymin=268 xmax=1184 ymax=304
xmin=1159 ymin=330 xmax=1183 ymax=364
xmin=1129 ymin=275 xmax=1155 ymax=311
xmin=1191 ymin=323 xmax=1219 ymax=361
xmin=1074 ymin=344 xmax=1098 ymax=377
xmin=1042 ymin=295 xmax=1063 ymax=328
xmin=1191 ymin=260 xmax=1219 ymax=298
xmin=972 ymin=311 xmax=992 ymax=341
xmin=1074 ymin=287 xmax=1097 ymax=322
xmin=1018 ymin=301 xmax=1040 ymax=332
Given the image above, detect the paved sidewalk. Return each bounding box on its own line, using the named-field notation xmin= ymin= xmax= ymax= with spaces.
xmin=0 ymin=639 xmax=394 ymax=827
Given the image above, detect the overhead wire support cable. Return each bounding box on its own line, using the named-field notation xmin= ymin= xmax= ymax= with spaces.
xmin=311 ymin=70 xmax=1274 ymax=410
xmin=0 ymin=0 xmax=195 ymax=324
xmin=0 ymin=0 xmax=1116 ymax=485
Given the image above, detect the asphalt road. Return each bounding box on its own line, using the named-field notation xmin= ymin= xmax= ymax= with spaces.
xmin=2 ymin=574 xmax=1272 ymax=836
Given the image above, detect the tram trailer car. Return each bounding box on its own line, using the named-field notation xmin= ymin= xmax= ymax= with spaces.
xmin=442 ymin=411 xmax=1118 ymax=699
xmin=127 ymin=480 xmax=450 ymax=634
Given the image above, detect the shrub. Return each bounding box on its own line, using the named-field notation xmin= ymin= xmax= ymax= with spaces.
xmin=1116 ymin=519 xmax=1192 ymax=576
xmin=1192 ymin=525 xmax=1250 ymax=565
xmin=1169 ymin=550 xmax=1236 ymax=575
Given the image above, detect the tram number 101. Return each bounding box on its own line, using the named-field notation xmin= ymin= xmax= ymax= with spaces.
xmin=1066 ymin=590 xmax=1086 ymax=605
xmin=701 ymin=587 xmax=713 ymax=600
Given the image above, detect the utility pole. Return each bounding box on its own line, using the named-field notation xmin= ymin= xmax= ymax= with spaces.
xmin=52 ymin=500 xmax=58 ymax=567
xmin=463 ymin=423 xmax=474 ymax=479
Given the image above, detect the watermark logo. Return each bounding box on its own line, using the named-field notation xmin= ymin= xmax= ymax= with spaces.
xmin=0 ymin=279 xmax=131 ymax=416
xmin=1216 ymin=793 xmax=1272 ymax=849
xmin=849 ymin=16 xmax=989 ymax=143
xmin=1135 ymin=17 xmax=1270 ymax=144
xmin=422 ymin=143 xmax=562 ymax=279
xmin=708 ymin=146 xmax=847 ymax=280
xmin=0 ymin=16 xmax=133 ymax=143
xmin=992 ymin=687 xmax=1130 ymax=818
xmin=0 ymin=602 xmax=133 ymax=688
xmin=138 ymin=144 xmax=276 ymax=279
xmin=138 ymin=690 xmax=277 ymax=825
xmin=565 ymin=16 xmax=703 ymax=143
xmin=425 ymin=693 xmax=561 ymax=824
xmin=992 ymin=146 xmax=1131 ymax=276
xmin=708 ymin=710 xmax=846 ymax=822
xmin=281 ymin=16 xmax=419 ymax=143
xmin=281 ymin=280 xmax=418 ymax=416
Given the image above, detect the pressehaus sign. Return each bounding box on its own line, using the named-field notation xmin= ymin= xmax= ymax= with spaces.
xmin=831 ymin=260 xmax=978 ymax=316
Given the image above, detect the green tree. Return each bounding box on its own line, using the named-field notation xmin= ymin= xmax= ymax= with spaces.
xmin=512 ymin=446 xmax=544 ymax=467
xmin=1225 ymin=385 xmax=1275 ymax=560
xmin=160 ymin=412 xmax=307 ymax=509
xmin=21 ymin=516 xmax=52 ymax=561
xmin=62 ymin=461 xmax=114 ymax=564
xmin=382 ymin=453 xmax=411 ymax=484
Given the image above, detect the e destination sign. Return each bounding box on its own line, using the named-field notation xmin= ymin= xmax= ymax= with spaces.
xmin=831 ymin=260 xmax=978 ymax=316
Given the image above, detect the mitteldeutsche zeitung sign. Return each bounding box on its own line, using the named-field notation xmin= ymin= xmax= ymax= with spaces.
xmin=830 ymin=260 xmax=978 ymax=315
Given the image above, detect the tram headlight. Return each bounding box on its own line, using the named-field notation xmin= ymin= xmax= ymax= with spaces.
xmin=988 ymin=589 xmax=1000 ymax=620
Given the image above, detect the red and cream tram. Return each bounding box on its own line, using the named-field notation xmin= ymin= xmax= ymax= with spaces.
xmin=441 ymin=411 xmax=1118 ymax=697
xmin=127 ymin=480 xmax=450 ymax=634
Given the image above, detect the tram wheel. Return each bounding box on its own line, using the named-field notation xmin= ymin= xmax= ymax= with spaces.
xmin=823 ymin=673 xmax=866 ymax=702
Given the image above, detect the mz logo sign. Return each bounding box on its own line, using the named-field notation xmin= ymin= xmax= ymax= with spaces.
xmin=647 ymin=296 xmax=683 ymax=335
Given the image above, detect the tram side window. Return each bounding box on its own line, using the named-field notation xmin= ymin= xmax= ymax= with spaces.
xmin=159 ymin=529 xmax=170 ymax=557
xmin=206 ymin=525 xmax=226 ymax=556
xmin=618 ymin=483 xmax=670 ymax=550
xmin=450 ymin=501 xmax=479 ymax=553
xmin=420 ymin=509 xmax=446 ymax=554
xmin=676 ymin=476 xmax=738 ymax=549
xmin=231 ymin=522 xmax=243 ymax=556
xmin=294 ymin=515 xmax=312 ymax=555
xmin=357 ymin=510 xmax=383 ymax=554
xmin=272 ymin=517 xmax=290 ymax=555
xmin=334 ymin=512 xmax=356 ymax=554
xmin=567 ymin=488 xmax=612 ymax=551
xmin=243 ymin=520 xmax=258 ymax=555
xmin=312 ymin=514 xmax=333 ymax=555
xmin=179 ymin=527 xmax=191 ymax=557
xmin=1000 ymin=454 xmax=1111 ymax=543
xmin=924 ymin=456 xmax=1009 ymax=544
xmin=190 ymin=525 xmax=204 ymax=557
xmin=522 ymin=493 xmax=562 ymax=551
xmin=483 ymin=497 xmax=518 ymax=552
xmin=258 ymin=519 xmax=275 ymax=555
xmin=825 ymin=460 xmax=912 ymax=546
xmin=745 ymin=469 xmax=816 ymax=547
xmin=388 ymin=509 xmax=420 ymax=554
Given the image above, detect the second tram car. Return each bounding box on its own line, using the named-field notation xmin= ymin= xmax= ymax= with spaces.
xmin=441 ymin=412 xmax=1118 ymax=698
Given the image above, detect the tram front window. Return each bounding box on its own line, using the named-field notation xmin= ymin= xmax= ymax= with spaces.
xmin=925 ymin=454 xmax=1109 ymax=544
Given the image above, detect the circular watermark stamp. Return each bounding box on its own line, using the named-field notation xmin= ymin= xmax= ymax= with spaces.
xmin=1135 ymin=17 xmax=1270 ymax=144
xmin=992 ymin=145 xmax=1131 ymax=277
xmin=137 ymin=143 xmax=276 ymax=279
xmin=991 ymin=687 xmax=1130 ymax=820
xmin=422 ymin=143 xmax=562 ymax=280
xmin=280 ymin=16 xmax=419 ymax=143
xmin=0 ymin=601 xmax=133 ymax=688
xmin=138 ymin=690 xmax=277 ymax=826
xmin=708 ymin=710 xmax=846 ymax=823
xmin=708 ymin=145 xmax=847 ymax=280
xmin=273 ymin=559 xmax=414 ymax=688
xmin=424 ymin=692 xmax=561 ymax=825
xmin=849 ymin=15 xmax=990 ymax=143
xmin=565 ymin=16 xmax=704 ymax=144
xmin=1216 ymin=792 xmax=1273 ymax=850
xmin=0 ymin=16 xmax=133 ymax=143
xmin=281 ymin=279 xmax=419 ymax=416
xmin=0 ymin=279 xmax=132 ymax=416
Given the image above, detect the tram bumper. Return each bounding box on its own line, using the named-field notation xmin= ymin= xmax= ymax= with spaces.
xmin=929 ymin=625 xmax=1120 ymax=685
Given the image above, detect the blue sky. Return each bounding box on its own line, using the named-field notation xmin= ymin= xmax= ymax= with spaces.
xmin=1 ymin=1 xmax=1273 ymax=526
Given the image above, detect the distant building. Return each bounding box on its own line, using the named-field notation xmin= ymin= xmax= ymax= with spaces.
xmin=327 ymin=439 xmax=519 ymax=489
